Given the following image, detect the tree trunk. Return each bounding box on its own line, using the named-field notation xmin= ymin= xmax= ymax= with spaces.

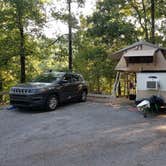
xmin=19 ymin=26 xmax=26 ymax=83
xmin=97 ymin=75 xmax=100 ymax=94
xmin=141 ymin=0 xmax=149 ymax=41
xmin=68 ymin=0 xmax=72 ymax=71
xmin=151 ymin=0 xmax=155 ymax=44
xmin=16 ymin=3 xmax=26 ymax=83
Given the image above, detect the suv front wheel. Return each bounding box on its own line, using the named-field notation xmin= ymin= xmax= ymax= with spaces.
xmin=46 ymin=95 xmax=58 ymax=111
xmin=80 ymin=91 xmax=87 ymax=102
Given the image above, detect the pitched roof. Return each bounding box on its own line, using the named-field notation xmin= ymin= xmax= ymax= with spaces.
xmin=123 ymin=49 xmax=157 ymax=58
xmin=111 ymin=41 xmax=166 ymax=58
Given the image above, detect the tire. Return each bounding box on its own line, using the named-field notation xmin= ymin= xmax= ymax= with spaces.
xmin=46 ymin=95 xmax=58 ymax=111
xmin=80 ymin=91 xmax=87 ymax=102
xmin=16 ymin=107 xmax=22 ymax=110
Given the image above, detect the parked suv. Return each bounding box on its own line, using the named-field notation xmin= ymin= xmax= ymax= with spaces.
xmin=9 ymin=71 xmax=88 ymax=111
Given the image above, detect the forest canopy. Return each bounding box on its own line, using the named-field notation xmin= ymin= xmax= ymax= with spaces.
xmin=0 ymin=0 xmax=165 ymax=98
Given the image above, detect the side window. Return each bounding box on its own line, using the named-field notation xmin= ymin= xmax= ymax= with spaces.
xmin=79 ymin=75 xmax=84 ymax=82
xmin=72 ymin=75 xmax=80 ymax=83
xmin=63 ymin=74 xmax=72 ymax=83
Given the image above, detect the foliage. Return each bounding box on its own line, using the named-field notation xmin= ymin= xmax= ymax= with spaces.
xmin=126 ymin=0 xmax=166 ymax=44
xmin=0 ymin=0 xmax=166 ymax=99
xmin=1 ymin=0 xmax=47 ymax=83
xmin=87 ymin=0 xmax=138 ymax=48
xmin=73 ymin=18 xmax=116 ymax=93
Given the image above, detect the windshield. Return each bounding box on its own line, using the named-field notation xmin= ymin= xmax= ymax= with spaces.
xmin=32 ymin=73 xmax=64 ymax=83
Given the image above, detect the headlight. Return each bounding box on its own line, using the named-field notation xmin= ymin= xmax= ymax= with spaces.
xmin=31 ymin=88 xmax=47 ymax=94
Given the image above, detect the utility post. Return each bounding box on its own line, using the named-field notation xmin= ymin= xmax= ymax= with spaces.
xmin=68 ymin=0 xmax=73 ymax=72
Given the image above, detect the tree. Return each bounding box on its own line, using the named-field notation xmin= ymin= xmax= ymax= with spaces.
xmin=88 ymin=0 xmax=166 ymax=47
xmin=151 ymin=0 xmax=155 ymax=43
xmin=126 ymin=0 xmax=166 ymax=44
xmin=72 ymin=16 xmax=117 ymax=93
xmin=67 ymin=0 xmax=72 ymax=71
xmin=3 ymin=0 xmax=46 ymax=83
xmin=0 ymin=1 xmax=19 ymax=94
xmin=87 ymin=0 xmax=137 ymax=49
xmin=126 ymin=0 xmax=150 ymax=41
xmin=52 ymin=0 xmax=85 ymax=71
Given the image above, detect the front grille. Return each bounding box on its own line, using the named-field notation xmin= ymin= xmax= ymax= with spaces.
xmin=10 ymin=94 xmax=44 ymax=107
xmin=10 ymin=94 xmax=43 ymax=102
xmin=10 ymin=88 xmax=32 ymax=95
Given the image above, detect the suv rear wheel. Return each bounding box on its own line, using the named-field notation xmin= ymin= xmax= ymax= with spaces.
xmin=46 ymin=95 xmax=58 ymax=111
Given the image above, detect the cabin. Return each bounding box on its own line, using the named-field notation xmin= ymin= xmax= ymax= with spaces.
xmin=112 ymin=41 xmax=166 ymax=102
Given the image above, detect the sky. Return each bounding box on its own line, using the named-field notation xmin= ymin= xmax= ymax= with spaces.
xmin=43 ymin=0 xmax=96 ymax=38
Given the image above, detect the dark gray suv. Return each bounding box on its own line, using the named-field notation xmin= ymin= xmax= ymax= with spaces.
xmin=9 ymin=71 xmax=88 ymax=111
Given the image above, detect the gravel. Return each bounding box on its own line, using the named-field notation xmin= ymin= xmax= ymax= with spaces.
xmin=0 ymin=101 xmax=166 ymax=166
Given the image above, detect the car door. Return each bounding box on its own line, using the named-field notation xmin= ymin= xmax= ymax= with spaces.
xmin=60 ymin=74 xmax=74 ymax=101
xmin=71 ymin=74 xmax=82 ymax=97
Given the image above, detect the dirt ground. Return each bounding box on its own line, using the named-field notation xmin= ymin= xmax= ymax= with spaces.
xmin=0 ymin=99 xmax=166 ymax=166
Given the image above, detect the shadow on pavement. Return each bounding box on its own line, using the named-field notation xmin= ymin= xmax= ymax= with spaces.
xmin=14 ymin=100 xmax=82 ymax=114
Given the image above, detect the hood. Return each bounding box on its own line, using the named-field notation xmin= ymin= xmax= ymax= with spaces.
xmin=14 ymin=82 xmax=53 ymax=89
xmin=10 ymin=82 xmax=56 ymax=95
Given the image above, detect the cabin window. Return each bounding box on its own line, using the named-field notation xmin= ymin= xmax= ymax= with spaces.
xmin=126 ymin=56 xmax=153 ymax=63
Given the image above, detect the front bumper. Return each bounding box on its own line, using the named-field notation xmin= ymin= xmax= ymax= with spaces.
xmin=10 ymin=94 xmax=46 ymax=108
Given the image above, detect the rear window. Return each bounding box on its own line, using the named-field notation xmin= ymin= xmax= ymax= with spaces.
xmin=72 ymin=74 xmax=84 ymax=82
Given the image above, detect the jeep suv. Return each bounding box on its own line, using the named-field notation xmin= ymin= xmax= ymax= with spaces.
xmin=9 ymin=71 xmax=88 ymax=111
